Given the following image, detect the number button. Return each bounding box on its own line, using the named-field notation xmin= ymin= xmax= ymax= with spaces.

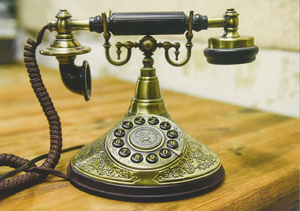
xmin=167 ymin=140 xmax=179 ymax=149
xmin=160 ymin=122 xmax=171 ymax=130
xmin=112 ymin=138 xmax=124 ymax=148
xmin=122 ymin=121 xmax=133 ymax=129
xmin=131 ymin=153 xmax=143 ymax=163
xmin=134 ymin=117 xmax=146 ymax=125
xmin=148 ymin=117 xmax=159 ymax=125
xmin=167 ymin=130 xmax=178 ymax=138
xmin=159 ymin=148 xmax=171 ymax=158
xmin=146 ymin=154 xmax=158 ymax=163
xmin=114 ymin=129 xmax=125 ymax=137
xmin=118 ymin=148 xmax=131 ymax=157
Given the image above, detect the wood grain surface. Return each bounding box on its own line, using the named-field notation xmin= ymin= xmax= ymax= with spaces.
xmin=0 ymin=64 xmax=298 ymax=211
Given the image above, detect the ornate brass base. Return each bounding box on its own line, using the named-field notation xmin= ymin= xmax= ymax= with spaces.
xmin=67 ymin=67 xmax=225 ymax=201
xmin=67 ymin=114 xmax=224 ymax=201
xmin=67 ymin=164 xmax=224 ymax=202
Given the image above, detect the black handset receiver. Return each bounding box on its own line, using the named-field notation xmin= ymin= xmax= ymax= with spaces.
xmin=0 ymin=9 xmax=258 ymax=201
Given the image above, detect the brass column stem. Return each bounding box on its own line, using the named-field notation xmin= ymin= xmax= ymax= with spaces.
xmin=127 ymin=37 xmax=168 ymax=116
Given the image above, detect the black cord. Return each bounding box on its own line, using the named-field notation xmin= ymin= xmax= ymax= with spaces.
xmin=0 ymin=145 xmax=84 ymax=182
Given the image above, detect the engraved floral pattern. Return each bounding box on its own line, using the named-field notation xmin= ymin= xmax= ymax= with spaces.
xmin=73 ymin=135 xmax=139 ymax=182
xmin=72 ymin=115 xmax=220 ymax=185
xmin=153 ymin=133 xmax=219 ymax=183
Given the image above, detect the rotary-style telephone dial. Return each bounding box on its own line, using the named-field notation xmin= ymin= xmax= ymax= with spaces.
xmin=0 ymin=8 xmax=258 ymax=201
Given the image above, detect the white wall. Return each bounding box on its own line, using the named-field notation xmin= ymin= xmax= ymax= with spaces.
xmin=16 ymin=0 xmax=299 ymax=117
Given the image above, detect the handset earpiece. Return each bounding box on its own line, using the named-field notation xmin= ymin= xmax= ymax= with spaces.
xmin=204 ymin=8 xmax=259 ymax=64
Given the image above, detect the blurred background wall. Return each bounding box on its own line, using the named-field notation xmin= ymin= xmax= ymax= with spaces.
xmin=1 ymin=0 xmax=299 ymax=117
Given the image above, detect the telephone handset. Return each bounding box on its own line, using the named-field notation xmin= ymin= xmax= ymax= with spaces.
xmin=1 ymin=8 xmax=258 ymax=201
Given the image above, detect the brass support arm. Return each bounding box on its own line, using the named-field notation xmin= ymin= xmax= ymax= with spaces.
xmin=207 ymin=18 xmax=225 ymax=28
xmin=47 ymin=10 xmax=90 ymax=33
xmin=207 ymin=8 xmax=240 ymax=37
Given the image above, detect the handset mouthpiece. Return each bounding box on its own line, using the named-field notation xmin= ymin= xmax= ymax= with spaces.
xmin=40 ymin=9 xmax=92 ymax=101
xmin=39 ymin=34 xmax=92 ymax=101
xmin=58 ymin=56 xmax=91 ymax=101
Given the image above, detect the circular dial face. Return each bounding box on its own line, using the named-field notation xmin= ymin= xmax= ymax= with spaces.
xmin=129 ymin=126 xmax=163 ymax=150
xmin=106 ymin=114 xmax=185 ymax=169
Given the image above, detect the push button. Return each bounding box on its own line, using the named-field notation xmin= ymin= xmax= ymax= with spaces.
xmin=148 ymin=117 xmax=159 ymax=125
xmin=160 ymin=122 xmax=171 ymax=130
xmin=118 ymin=148 xmax=131 ymax=157
xmin=146 ymin=154 xmax=158 ymax=163
xmin=122 ymin=121 xmax=133 ymax=129
xmin=167 ymin=140 xmax=179 ymax=149
xmin=134 ymin=117 xmax=146 ymax=125
xmin=131 ymin=153 xmax=143 ymax=163
xmin=167 ymin=130 xmax=178 ymax=138
xmin=159 ymin=148 xmax=171 ymax=158
xmin=114 ymin=129 xmax=126 ymax=137
xmin=112 ymin=138 xmax=124 ymax=148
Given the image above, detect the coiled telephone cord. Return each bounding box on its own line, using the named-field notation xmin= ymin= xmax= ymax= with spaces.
xmin=0 ymin=26 xmax=76 ymax=195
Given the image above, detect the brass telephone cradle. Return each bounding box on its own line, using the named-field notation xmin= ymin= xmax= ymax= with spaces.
xmin=39 ymin=8 xmax=258 ymax=201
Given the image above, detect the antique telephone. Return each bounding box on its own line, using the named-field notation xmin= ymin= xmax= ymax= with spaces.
xmin=0 ymin=8 xmax=258 ymax=201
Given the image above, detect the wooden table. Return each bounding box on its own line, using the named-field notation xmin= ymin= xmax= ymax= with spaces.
xmin=0 ymin=64 xmax=299 ymax=210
